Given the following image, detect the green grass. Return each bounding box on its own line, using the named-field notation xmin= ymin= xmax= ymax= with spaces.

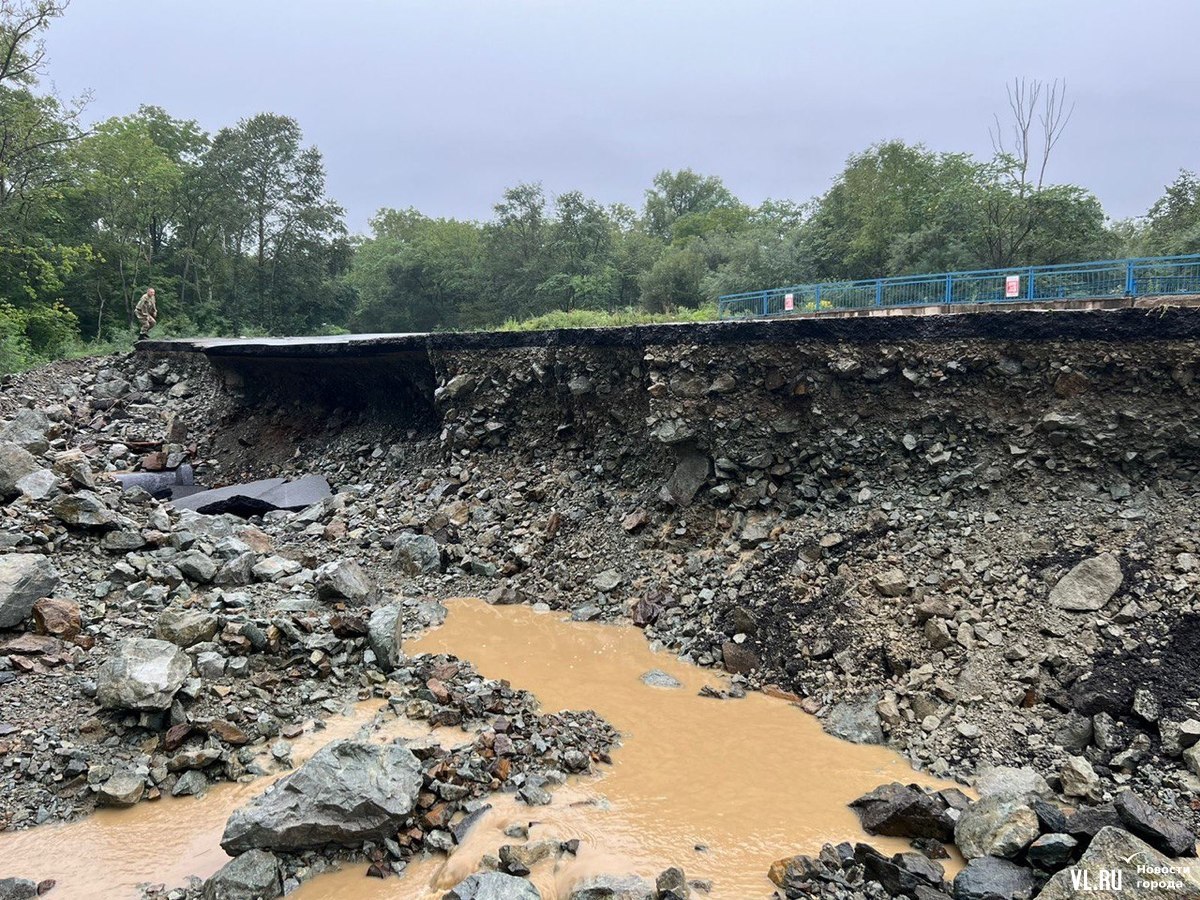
xmin=496 ymin=305 xmax=717 ymax=332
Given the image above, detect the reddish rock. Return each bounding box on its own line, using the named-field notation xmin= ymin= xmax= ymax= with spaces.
xmin=163 ymin=723 xmax=194 ymax=751
xmin=622 ymin=509 xmax=649 ymax=533
xmin=207 ymin=720 xmax=251 ymax=745
xmin=32 ymin=597 xmax=82 ymax=641
xmin=140 ymin=451 xmax=167 ymax=472
xmin=1 ymin=633 xmax=62 ymax=655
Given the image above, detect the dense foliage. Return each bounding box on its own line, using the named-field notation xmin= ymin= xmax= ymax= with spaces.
xmin=2 ymin=4 xmax=1198 ymax=371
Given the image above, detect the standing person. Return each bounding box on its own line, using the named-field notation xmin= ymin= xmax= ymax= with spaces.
xmin=135 ymin=288 xmax=158 ymax=338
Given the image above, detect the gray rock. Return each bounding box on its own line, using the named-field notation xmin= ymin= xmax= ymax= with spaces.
xmin=1049 ymin=553 xmax=1123 ymax=611
xmin=1113 ymin=790 xmax=1197 ymax=857
xmin=954 ymin=794 xmax=1040 ymax=860
xmin=825 ymin=694 xmax=885 ymax=744
xmin=655 ymin=867 xmax=689 ymax=900
xmin=1038 ymin=826 xmax=1200 ymax=899
xmin=0 ymin=554 xmax=59 ymax=629
xmin=155 ymin=608 xmax=220 ymax=648
xmin=175 ymin=550 xmax=218 ymax=583
xmin=1026 ymin=833 xmax=1078 ymax=871
xmin=15 ymin=468 xmax=57 ymax=501
xmin=0 ymin=409 xmax=50 ymax=455
xmin=849 ymin=782 xmax=955 ymax=841
xmin=96 ymin=638 xmax=192 ymax=710
xmin=640 ymin=669 xmax=682 ymax=689
xmin=173 ymin=769 xmax=209 ymax=798
xmin=203 ymin=849 xmax=282 ymax=900
xmin=873 ymin=567 xmax=909 ymax=597
xmin=952 ymin=857 xmax=1037 ymax=900
xmin=0 ymin=878 xmax=37 ymax=900
xmin=315 ymin=559 xmax=376 ymax=604
xmin=51 ymin=490 xmax=116 ymax=527
xmin=0 ymin=443 xmax=41 ymax=499
xmin=221 ymin=739 xmax=422 ymax=853
xmin=1053 ymin=712 xmax=1093 ymax=753
xmin=592 ymin=569 xmax=622 ymax=592
xmin=100 ymin=529 xmax=147 ymax=552
xmin=659 ymin=449 xmax=709 ymax=507
xmin=367 ymin=603 xmax=404 ymax=671
xmin=973 ymin=765 xmax=1052 ymax=800
xmin=52 ymin=448 xmax=94 ymax=488
xmin=96 ymin=770 xmax=145 ymax=806
xmin=251 ymin=556 xmax=301 ymax=582
xmin=437 ymin=373 xmax=477 ymax=401
xmin=1060 ymin=755 xmax=1100 ymax=799
xmin=444 ymin=872 xmax=542 ymax=900
xmin=567 ymin=874 xmax=653 ymax=900
xmin=391 ymin=533 xmax=441 ymax=575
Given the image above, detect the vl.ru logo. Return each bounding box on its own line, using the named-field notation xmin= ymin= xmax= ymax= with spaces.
xmin=1069 ymin=867 xmax=1123 ymax=891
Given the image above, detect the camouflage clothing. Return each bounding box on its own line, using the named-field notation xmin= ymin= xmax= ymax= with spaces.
xmin=135 ymin=292 xmax=157 ymax=336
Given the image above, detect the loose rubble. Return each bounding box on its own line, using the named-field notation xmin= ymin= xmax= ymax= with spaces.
xmin=0 ymin=313 xmax=1199 ymax=898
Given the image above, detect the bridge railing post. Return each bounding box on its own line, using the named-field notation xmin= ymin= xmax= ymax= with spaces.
xmin=944 ymin=274 xmax=953 ymax=305
xmin=1027 ymin=266 xmax=1036 ymax=300
xmin=875 ymin=279 xmax=883 ymax=307
xmin=1126 ymin=261 xmax=1136 ymax=297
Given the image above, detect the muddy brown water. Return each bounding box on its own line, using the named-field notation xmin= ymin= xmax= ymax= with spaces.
xmin=0 ymin=599 xmax=960 ymax=899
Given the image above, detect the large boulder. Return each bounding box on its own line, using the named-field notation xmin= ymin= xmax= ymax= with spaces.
xmin=567 ymin=875 xmax=653 ymax=900
xmin=174 ymin=550 xmax=218 ymax=583
xmin=96 ymin=638 xmax=192 ymax=710
xmin=96 ymin=770 xmax=146 ymax=806
xmin=825 ymin=694 xmax=885 ymax=744
xmin=0 ymin=443 xmax=41 ymax=499
xmin=155 ymin=608 xmax=220 ymax=648
xmin=391 ymin=533 xmax=441 ymax=575
xmin=1038 ymin=826 xmax=1200 ymax=899
xmin=855 ymin=845 xmax=946 ymax=897
xmin=973 ymin=765 xmax=1052 ymax=800
xmin=1049 ymin=553 xmax=1123 ymax=611
xmin=952 ymin=856 xmax=1038 ymax=900
xmin=0 ymin=878 xmax=38 ymax=900
xmin=203 ymin=849 xmax=282 ymax=900
xmin=444 ymin=872 xmax=542 ymax=900
xmin=315 ymin=559 xmax=376 ymax=605
xmin=1113 ymin=790 xmax=1197 ymax=857
xmin=51 ymin=490 xmax=116 ymax=527
xmin=0 ymin=555 xmax=59 ymax=629
xmin=658 ymin=448 xmax=709 ymax=507
xmin=367 ymin=603 xmax=403 ymax=671
xmin=849 ymin=783 xmax=955 ymax=841
xmin=32 ymin=597 xmax=81 ymax=640
xmin=221 ymin=739 xmax=422 ymax=853
xmin=0 ymin=409 xmax=50 ymax=455
xmin=954 ymin=794 xmax=1040 ymax=860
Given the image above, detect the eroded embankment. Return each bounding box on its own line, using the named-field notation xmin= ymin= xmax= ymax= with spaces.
xmin=1 ymin=308 xmax=1199 ymax=899
xmin=170 ymin=310 xmax=1200 ymax=825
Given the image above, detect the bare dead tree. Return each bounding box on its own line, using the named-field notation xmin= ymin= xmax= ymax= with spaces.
xmin=990 ymin=77 xmax=1075 ymax=196
xmin=982 ymin=78 xmax=1075 ymax=267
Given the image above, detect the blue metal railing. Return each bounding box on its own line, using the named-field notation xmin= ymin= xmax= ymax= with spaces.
xmin=717 ymin=253 xmax=1200 ymax=320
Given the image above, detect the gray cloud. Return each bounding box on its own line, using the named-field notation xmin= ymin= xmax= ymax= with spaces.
xmin=48 ymin=0 xmax=1200 ymax=232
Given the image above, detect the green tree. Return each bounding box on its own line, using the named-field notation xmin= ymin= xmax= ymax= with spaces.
xmin=1144 ymin=171 xmax=1200 ymax=255
xmin=643 ymin=168 xmax=739 ymax=242
xmin=639 ymin=246 xmax=706 ymax=312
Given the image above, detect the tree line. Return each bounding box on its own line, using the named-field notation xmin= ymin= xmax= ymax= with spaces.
xmin=3 ymin=2 xmax=1200 ymax=369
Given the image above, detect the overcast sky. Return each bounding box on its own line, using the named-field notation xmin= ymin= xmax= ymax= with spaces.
xmin=45 ymin=0 xmax=1200 ymax=233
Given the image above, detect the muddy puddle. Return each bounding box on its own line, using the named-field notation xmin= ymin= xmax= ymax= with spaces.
xmin=0 ymin=599 xmax=960 ymax=899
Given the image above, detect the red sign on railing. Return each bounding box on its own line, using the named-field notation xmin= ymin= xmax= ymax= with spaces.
xmin=1005 ymin=275 xmax=1021 ymax=298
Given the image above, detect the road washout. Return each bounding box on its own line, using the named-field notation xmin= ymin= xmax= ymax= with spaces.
xmin=294 ymin=598 xmax=960 ymax=899
xmin=0 ymin=598 xmax=957 ymax=899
